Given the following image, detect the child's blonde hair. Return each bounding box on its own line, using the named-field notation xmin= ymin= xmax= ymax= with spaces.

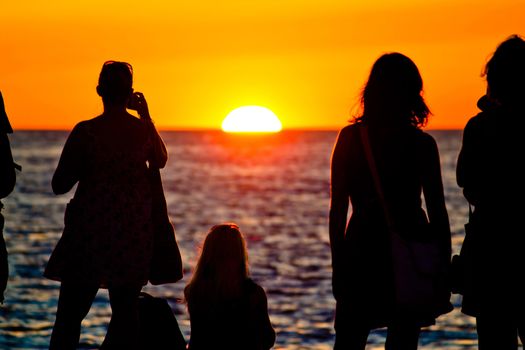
xmin=184 ymin=223 xmax=249 ymax=306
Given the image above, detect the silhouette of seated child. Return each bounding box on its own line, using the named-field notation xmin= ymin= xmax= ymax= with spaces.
xmin=184 ymin=223 xmax=275 ymax=350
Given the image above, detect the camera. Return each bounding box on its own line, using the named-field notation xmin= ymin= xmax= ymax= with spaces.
xmin=127 ymin=92 xmax=140 ymax=110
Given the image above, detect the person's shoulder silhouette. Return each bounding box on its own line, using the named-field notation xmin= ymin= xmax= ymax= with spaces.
xmin=0 ymin=91 xmax=16 ymax=199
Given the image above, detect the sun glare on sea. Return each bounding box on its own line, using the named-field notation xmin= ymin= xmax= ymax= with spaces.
xmin=222 ymin=106 xmax=282 ymax=133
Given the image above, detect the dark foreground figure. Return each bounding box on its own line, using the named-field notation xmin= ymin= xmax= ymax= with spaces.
xmin=456 ymin=34 xmax=525 ymax=350
xmin=330 ymin=53 xmax=452 ymax=350
xmin=0 ymin=91 xmax=18 ymax=304
xmin=184 ymin=224 xmax=276 ymax=350
xmin=45 ymin=61 xmax=168 ymax=349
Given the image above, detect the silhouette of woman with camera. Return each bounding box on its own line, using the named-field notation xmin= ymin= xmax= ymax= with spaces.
xmin=45 ymin=61 xmax=167 ymax=349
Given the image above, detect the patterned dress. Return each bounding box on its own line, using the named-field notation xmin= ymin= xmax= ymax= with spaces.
xmin=45 ymin=114 xmax=162 ymax=288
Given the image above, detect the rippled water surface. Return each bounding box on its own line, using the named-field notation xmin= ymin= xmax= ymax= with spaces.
xmin=0 ymin=130 xmax=491 ymax=349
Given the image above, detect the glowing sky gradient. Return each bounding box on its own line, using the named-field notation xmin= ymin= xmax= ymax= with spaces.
xmin=1 ymin=0 xmax=524 ymax=130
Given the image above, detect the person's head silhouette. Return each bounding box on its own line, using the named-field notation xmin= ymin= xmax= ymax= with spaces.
xmin=96 ymin=61 xmax=134 ymax=106
xmin=185 ymin=223 xmax=250 ymax=303
xmin=484 ymin=34 xmax=525 ymax=107
xmin=198 ymin=223 xmax=248 ymax=280
xmin=359 ymin=52 xmax=430 ymax=127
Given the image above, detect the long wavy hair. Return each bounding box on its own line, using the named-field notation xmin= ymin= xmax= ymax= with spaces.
xmin=353 ymin=52 xmax=430 ymax=128
xmin=184 ymin=224 xmax=249 ymax=308
xmin=484 ymin=34 xmax=525 ymax=106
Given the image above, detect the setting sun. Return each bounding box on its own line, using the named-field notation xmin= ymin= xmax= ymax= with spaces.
xmin=222 ymin=106 xmax=283 ymax=133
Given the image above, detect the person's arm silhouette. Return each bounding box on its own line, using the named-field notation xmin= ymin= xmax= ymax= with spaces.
xmin=421 ymin=133 xmax=451 ymax=254
xmin=329 ymin=127 xmax=351 ymax=300
xmin=0 ymin=91 xmax=17 ymax=304
xmin=251 ymin=285 xmax=276 ymax=350
xmin=52 ymin=124 xmax=85 ymax=195
xmin=0 ymin=92 xmax=16 ymax=198
xmin=129 ymin=92 xmax=167 ymax=169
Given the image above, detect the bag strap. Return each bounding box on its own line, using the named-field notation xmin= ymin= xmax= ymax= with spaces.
xmin=139 ymin=291 xmax=154 ymax=299
xmin=359 ymin=125 xmax=396 ymax=232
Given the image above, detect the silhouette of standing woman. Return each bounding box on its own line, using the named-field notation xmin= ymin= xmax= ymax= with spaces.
xmin=456 ymin=35 xmax=525 ymax=350
xmin=45 ymin=61 xmax=167 ymax=349
xmin=329 ymin=53 xmax=451 ymax=350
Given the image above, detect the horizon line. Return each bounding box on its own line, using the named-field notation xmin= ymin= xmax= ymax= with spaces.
xmin=11 ymin=126 xmax=463 ymax=132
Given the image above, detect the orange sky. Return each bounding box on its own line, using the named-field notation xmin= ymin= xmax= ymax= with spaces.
xmin=1 ymin=0 xmax=524 ymax=130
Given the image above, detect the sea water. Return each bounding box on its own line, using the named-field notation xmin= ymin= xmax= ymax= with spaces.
xmin=0 ymin=130 xmax=488 ymax=349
